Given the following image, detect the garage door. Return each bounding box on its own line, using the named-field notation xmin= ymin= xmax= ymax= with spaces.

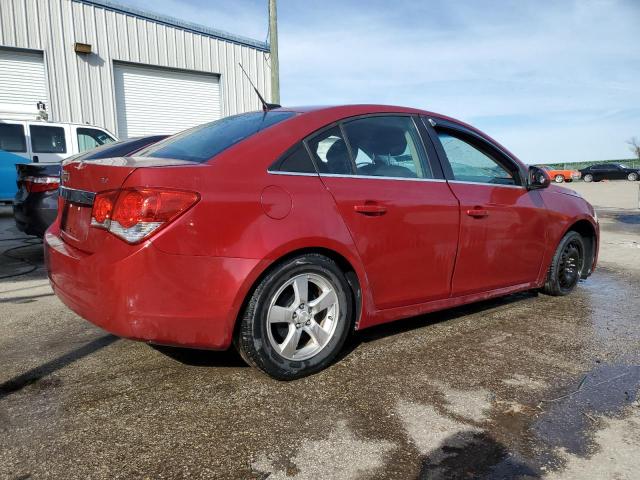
xmin=0 ymin=49 xmax=48 ymax=109
xmin=114 ymin=63 xmax=221 ymax=138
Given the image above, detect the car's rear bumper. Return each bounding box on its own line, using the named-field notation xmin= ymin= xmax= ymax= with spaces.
xmin=45 ymin=226 xmax=262 ymax=350
xmin=13 ymin=191 xmax=58 ymax=237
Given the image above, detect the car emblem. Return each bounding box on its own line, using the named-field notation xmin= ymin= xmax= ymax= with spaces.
xmin=61 ymin=171 xmax=70 ymax=183
xmin=100 ymin=177 xmax=108 ymax=184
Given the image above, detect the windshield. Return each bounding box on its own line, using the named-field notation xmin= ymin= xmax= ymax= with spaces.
xmin=140 ymin=111 xmax=295 ymax=163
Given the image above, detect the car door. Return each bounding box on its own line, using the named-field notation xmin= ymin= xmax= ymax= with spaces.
xmin=28 ymin=122 xmax=70 ymax=162
xmin=611 ymin=164 xmax=626 ymax=180
xmin=425 ymin=118 xmax=547 ymax=296
xmin=309 ymin=115 xmax=460 ymax=310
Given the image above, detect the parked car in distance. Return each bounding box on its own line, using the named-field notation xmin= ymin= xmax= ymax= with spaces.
xmin=579 ymin=163 xmax=640 ymax=182
xmin=14 ymin=135 xmax=167 ymax=237
xmin=45 ymin=105 xmax=599 ymax=380
xmin=1 ymin=106 xmax=118 ymax=201
xmin=541 ymin=165 xmax=581 ymax=183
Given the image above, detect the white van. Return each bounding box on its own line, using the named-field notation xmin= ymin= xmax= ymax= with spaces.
xmin=0 ymin=104 xmax=117 ymax=163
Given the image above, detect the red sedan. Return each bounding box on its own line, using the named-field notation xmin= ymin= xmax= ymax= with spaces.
xmin=45 ymin=105 xmax=599 ymax=379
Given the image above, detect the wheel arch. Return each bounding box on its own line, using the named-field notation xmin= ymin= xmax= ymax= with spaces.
xmin=566 ymin=218 xmax=598 ymax=278
xmin=232 ymin=245 xmax=367 ymax=343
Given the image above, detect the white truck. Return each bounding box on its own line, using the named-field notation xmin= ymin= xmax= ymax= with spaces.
xmin=0 ymin=103 xmax=118 ymax=201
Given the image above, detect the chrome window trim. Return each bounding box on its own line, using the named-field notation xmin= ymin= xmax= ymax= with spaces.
xmin=59 ymin=186 xmax=96 ymax=205
xmin=267 ymin=170 xmax=318 ymax=177
xmin=448 ymin=180 xmax=525 ymax=190
xmin=319 ymin=173 xmax=447 ymax=183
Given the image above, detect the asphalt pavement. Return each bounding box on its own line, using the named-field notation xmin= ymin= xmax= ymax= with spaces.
xmin=1 ymin=182 xmax=639 ymax=479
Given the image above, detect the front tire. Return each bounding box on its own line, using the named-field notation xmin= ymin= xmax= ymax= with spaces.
xmin=628 ymin=172 xmax=638 ymax=181
xmin=554 ymin=175 xmax=565 ymax=183
xmin=583 ymin=174 xmax=593 ymax=182
xmin=541 ymin=231 xmax=586 ymax=296
xmin=236 ymin=254 xmax=353 ymax=380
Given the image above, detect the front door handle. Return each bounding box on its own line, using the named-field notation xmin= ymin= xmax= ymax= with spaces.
xmin=466 ymin=208 xmax=489 ymax=218
xmin=354 ymin=203 xmax=387 ymax=216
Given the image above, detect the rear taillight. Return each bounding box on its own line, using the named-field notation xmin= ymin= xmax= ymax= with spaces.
xmin=24 ymin=176 xmax=60 ymax=193
xmin=90 ymin=188 xmax=199 ymax=243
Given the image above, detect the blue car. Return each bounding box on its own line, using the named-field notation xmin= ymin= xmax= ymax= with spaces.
xmin=0 ymin=149 xmax=28 ymax=203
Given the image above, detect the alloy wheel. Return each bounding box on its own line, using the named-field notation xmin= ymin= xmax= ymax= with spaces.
xmin=266 ymin=273 xmax=340 ymax=361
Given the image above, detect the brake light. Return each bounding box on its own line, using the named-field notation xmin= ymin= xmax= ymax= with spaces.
xmin=23 ymin=176 xmax=60 ymax=193
xmin=90 ymin=188 xmax=199 ymax=243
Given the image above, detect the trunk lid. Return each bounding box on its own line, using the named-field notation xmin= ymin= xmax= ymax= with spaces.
xmin=59 ymin=156 xmax=197 ymax=252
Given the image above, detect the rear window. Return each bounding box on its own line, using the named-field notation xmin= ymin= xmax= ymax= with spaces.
xmin=140 ymin=111 xmax=295 ymax=163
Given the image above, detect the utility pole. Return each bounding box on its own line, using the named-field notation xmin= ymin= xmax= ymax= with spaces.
xmin=269 ymin=0 xmax=280 ymax=104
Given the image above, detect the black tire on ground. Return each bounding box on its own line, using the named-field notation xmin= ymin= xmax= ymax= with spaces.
xmin=235 ymin=253 xmax=353 ymax=380
xmin=541 ymin=231 xmax=586 ymax=296
xmin=628 ymin=172 xmax=638 ymax=181
xmin=554 ymin=175 xmax=565 ymax=183
xmin=583 ymin=174 xmax=593 ymax=182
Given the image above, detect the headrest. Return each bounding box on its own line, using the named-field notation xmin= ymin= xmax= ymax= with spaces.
xmin=326 ymin=139 xmax=349 ymax=162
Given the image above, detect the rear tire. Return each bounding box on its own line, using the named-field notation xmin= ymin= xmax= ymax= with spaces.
xmin=235 ymin=254 xmax=353 ymax=380
xmin=628 ymin=172 xmax=638 ymax=181
xmin=554 ymin=175 xmax=565 ymax=183
xmin=541 ymin=231 xmax=586 ymax=296
xmin=583 ymin=174 xmax=593 ymax=182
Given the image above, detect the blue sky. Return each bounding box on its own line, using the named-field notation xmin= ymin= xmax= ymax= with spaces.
xmin=123 ymin=0 xmax=640 ymax=164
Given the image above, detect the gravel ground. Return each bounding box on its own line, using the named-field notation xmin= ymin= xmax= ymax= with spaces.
xmin=0 ymin=181 xmax=639 ymax=480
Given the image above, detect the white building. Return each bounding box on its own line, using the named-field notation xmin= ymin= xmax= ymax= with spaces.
xmin=0 ymin=0 xmax=273 ymax=138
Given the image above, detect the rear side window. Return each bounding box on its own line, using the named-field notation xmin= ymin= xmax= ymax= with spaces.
xmin=306 ymin=126 xmax=353 ymax=175
xmin=342 ymin=116 xmax=432 ymax=179
xmin=30 ymin=125 xmax=67 ymax=153
xmin=0 ymin=123 xmax=27 ymax=152
xmin=141 ymin=111 xmax=295 ymax=163
xmin=77 ymin=128 xmax=116 ymax=152
xmin=271 ymin=144 xmax=316 ymax=173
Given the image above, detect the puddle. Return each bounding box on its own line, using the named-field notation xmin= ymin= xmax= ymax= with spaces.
xmin=533 ymin=363 xmax=640 ymax=457
xmin=580 ymin=272 xmax=640 ymax=344
xmin=418 ymin=431 xmax=540 ymax=479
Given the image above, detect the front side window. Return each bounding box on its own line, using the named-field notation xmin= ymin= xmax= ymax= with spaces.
xmin=436 ymin=131 xmax=516 ymax=185
xmin=306 ymin=126 xmax=353 ymax=175
xmin=141 ymin=111 xmax=295 ymax=163
xmin=77 ymin=128 xmax=116 ymax=152
xmin=0 ymin=123 xmax=26 ymax=152
xmin=343 ymin=116 xmax=431 ymax=179
xmin=30 ymin=125 xmax=67 ymax=153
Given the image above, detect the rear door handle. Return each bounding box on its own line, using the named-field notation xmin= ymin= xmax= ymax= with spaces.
xmin=354 ymin=204 xmax=387 ymax=216
xmin=466 ymin=208 xmax=489 ymax=218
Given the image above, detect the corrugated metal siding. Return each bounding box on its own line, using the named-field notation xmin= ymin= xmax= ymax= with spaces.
xmin=0 ymin=0 xmax=271 ymax=136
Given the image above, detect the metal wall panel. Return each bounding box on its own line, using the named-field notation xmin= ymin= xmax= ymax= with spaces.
xmin=0 ymin=0 xmax=271 ymax=136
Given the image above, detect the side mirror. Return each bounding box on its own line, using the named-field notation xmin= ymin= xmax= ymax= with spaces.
xmin=527 ymin=166 xmax=550 ymax=190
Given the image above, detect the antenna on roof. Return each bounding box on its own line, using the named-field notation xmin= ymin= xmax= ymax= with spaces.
xmin=238 ymin=63 xmax=281 ymax=112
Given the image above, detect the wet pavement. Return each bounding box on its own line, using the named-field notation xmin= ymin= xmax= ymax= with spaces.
xmin=0 ymin=204 xmax=639 ymax=479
